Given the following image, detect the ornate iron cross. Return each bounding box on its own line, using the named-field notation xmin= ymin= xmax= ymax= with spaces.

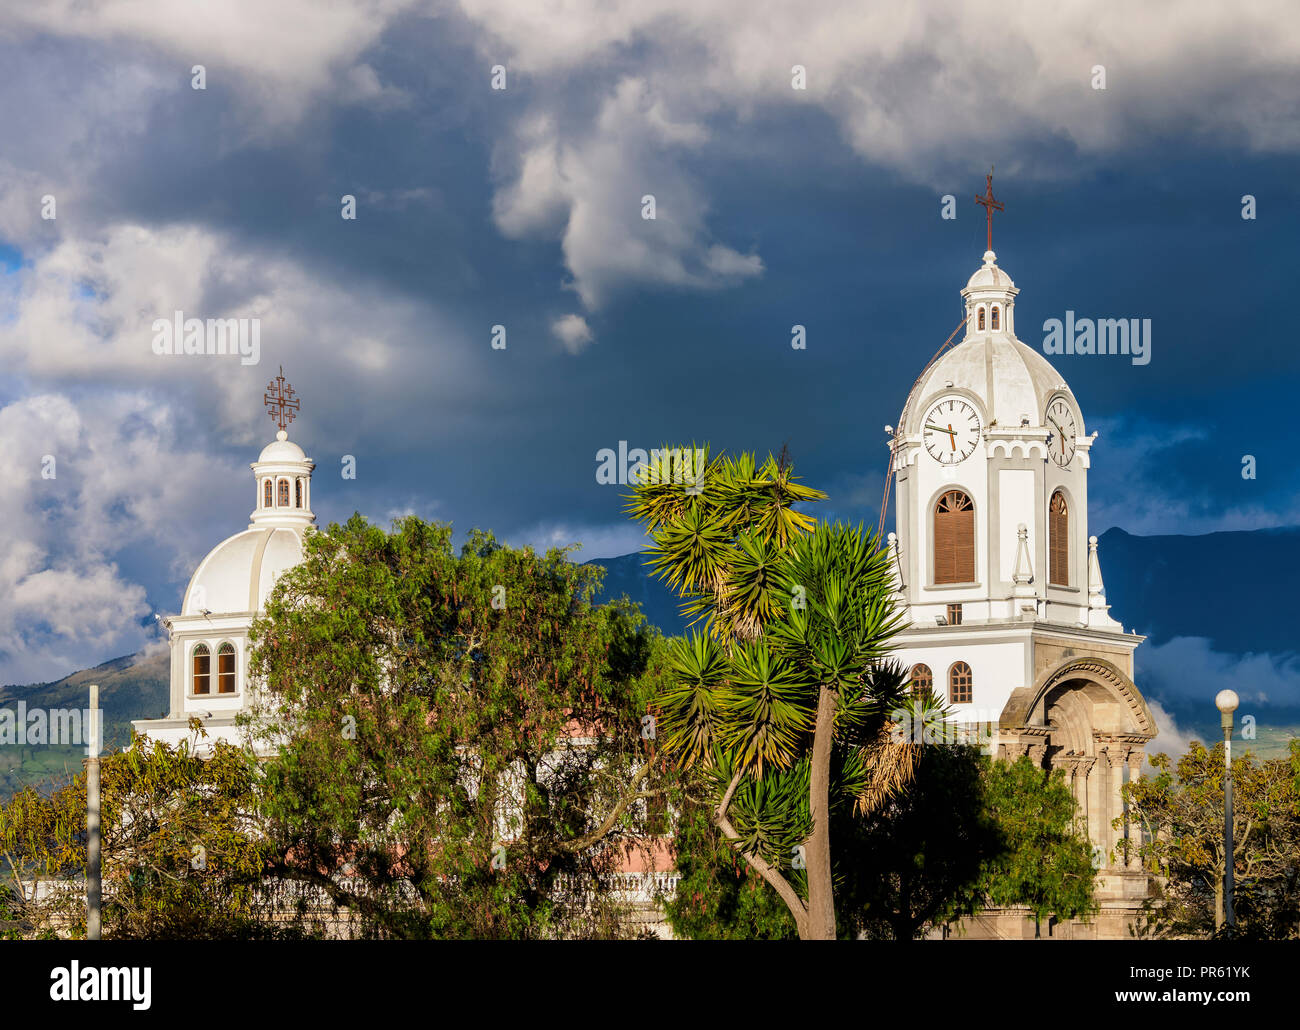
xmin=263 ymin=366 xmax=300 ymax=431
xmin=974 ymin=167 xmax=1004 ymax=251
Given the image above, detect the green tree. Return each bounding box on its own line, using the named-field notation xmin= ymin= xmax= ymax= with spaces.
xmin=626 ymin=447 xmax=936 ymax=938
xmin=835 ymin=741 xmax=997 ymax=940
xmin=661 ymin=778 xmax=798 ymax=940
xmin=1125 ymin=740 xmax=1300 ymax=939
xmin=248 ymin=515 xmax=671 ymax=939
xmin=979 ymin=756 xmax=1097 ymax=936
xmin=0 ymin=733 xmax=291 ymax=939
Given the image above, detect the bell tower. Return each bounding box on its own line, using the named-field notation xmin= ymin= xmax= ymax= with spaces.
xmin=883 ymin=177 xmax=1156 ymax=937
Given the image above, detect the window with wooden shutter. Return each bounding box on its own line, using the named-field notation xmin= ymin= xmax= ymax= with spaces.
xmin=192 ymin=644 xmax=211 ymax=695
xmin=933 ymin=490 xmax=975 ymax=584
xmin=217 ymin=642 xmax=237 ymax=694
xmin=949 ymin=661 xmax=973 ymax=704
xmin=1049 ymin=490 xmax=1069 ymax=586
xmin=910 ymin=664 xmax=933 ymax=696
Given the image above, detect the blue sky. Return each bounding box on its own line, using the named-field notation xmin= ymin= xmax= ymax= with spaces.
xmin=0 ymin=2 xmax=1298 ymax=694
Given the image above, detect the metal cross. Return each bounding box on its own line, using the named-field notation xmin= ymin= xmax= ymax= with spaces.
xmin=263 ymin=366 xmax=300 ymax=431
xmin=974 ymin=167 xmax=1004 ymax=252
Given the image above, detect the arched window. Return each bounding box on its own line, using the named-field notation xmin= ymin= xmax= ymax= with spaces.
xmin=933 ymin=490 xmax=975 ymax=584
xmin=1049 ymin=490 xmax=1069 ymax=586
xmin=263 ymin=479 xmax=273 ymax=508
xmin=977 ymin=306 xmax=986 ymax=331
xmin=991 ymin=305 xmax=1000 ymax=330
xmin=277 ymin=478 xmax=290 ymax=507
xmin=949 ymin=661 xmax=973 ymax=704
xmin=192 ymin=644 xmax=211 ymax=696
xmin=217 ymin=642 xmax=237 ymax=694
xmin=295 ymin=478 xmax=304 ymax=508
xmin=910 ymin=663 xmax=933 ymax=697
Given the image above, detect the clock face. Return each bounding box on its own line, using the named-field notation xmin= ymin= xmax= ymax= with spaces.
xmin=922 ymin=397 xmax=982 ymax=464
xmin=1046 ymin=398 xmax=1078 ymax=467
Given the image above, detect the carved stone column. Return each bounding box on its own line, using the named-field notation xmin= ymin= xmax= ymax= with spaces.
xmin=1027 ymin=742 xmax=1047 ymax=768
xmin=1104 ymin=746 xmax=1127 ymax=870
xmin=1001 ymin=741 xmax=1028 ymax=762
xmin=1074 ymin=756 xmax=1094 ymax=839
xmin=1077 ymin=756 xmax=1098 ymax=851
xmin=1126 ymin=749 xmax=1146 ymax=871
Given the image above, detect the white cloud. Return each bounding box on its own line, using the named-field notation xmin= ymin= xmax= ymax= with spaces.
xmin=464 ymin=0 xmax=1300 ymax=302
xmin=2 ymin=1 xmax=418 ymax=125
xmin=0 ymin=391 xmax=230 ymax=683
xmin=1088 ymin=415 xmax=1300 ymax=534
xmin=551 ymin=313 xmax=594 ymax=354
xmin=1137 ymin=636 xmax=1300 ymax=750
xmin=1144 ymin=697 xmax=1198 ymax=760
xmin=509 ymin=519 xmax=650 ymax=561
xmin=0 ymin=221 xmax=473 ymax=450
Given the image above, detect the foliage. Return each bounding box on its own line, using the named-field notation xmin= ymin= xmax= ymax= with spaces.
xmin=248 ymin=515 xmax=673 ymax=939
xmin=626 ymin=446 xmax=943 ymax=938
xmin=0 ymin=734 xmax=300 ymax=939
xmin=1126 ymin=739 xmax=1300 ymax=939
xmin=835 ymin=741 xmax=996 ymax=939
xmin=660 ymin=776 xmax=798 ymax=940
xmin=978 ymin=756 xmax=1097 ymax=931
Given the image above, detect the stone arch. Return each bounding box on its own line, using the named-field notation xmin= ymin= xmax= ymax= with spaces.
xmin=998 ymin=656 xmax=1155 ymax=875
xmin=1004 ymin=656 xmax=1155 ymax=739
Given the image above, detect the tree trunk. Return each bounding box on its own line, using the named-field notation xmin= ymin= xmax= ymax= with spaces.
xmin=802 ymin=684 xmax=839 ymax=940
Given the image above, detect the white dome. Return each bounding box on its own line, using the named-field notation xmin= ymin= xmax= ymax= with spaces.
xmin=903 ymin=335 xmax=1076 ymax=433
xmin=258 ymin=430 xmax=306 ymax=463
xmin=965 ymin=250 xmax=1016 ymax=292
xmin=901 ymin=250 xmax=1080 ymax=434
xmin=182 ymin=526 xmax=304 ymax=615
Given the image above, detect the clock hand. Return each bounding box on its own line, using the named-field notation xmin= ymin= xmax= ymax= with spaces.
xmin=924 ymin=422 xmax=960 ymax=445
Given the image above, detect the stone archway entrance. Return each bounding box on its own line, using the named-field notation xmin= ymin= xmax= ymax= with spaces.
xmin=998 ymin=657 xmax=1156 ymax=879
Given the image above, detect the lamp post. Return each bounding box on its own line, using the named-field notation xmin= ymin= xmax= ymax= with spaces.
xmin=1214 ymin=688 xmax=1238 ymax=934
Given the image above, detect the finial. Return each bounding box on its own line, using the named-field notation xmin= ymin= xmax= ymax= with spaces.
xmin=263 ymin=365 xmax=300 ymax=432
xmin=974 ymin=167 xmax=1004 ymax=253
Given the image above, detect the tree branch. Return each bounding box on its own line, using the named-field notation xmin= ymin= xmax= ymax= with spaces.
xmin=714 ymin=770 xmax=808 ymax=925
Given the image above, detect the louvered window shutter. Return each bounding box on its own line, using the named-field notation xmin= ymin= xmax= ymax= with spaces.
xmin=1049 ymin=491 xmax=1069 ymax=585
xmin=934 ymin=490 xmax=975 ymax=583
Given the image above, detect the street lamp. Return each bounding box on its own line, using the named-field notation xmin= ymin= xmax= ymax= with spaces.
xmin=1215 ymin=688 xmax=1239 ymax=934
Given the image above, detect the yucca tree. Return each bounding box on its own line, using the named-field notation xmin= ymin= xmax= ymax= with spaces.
xmin=627 ymin=447 xmax=942 ymax=939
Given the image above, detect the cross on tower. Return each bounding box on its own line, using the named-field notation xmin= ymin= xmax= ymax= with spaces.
xmin=263 ymin=366 xmax=300 ymax=432
xmin=974 ymin=167 xmax=1004 ymax=252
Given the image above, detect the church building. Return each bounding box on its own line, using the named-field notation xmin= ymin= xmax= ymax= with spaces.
xmin=886 ymin=177 xmax=1156 ymax=937
xmin=133 ymin=369 xmax=313 ymax=753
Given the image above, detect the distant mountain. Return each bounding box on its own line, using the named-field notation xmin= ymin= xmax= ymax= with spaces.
xmin=0 ymin=650 xmax=168 ymax=799
xmin=1097 ymin=525 xmax=1299 ymax=656
xmin=587 ymin=552 xmax=688 ymax=636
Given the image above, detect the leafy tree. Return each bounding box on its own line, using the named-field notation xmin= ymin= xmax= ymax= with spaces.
xmin=248 ymin=515 xmax=672 ymax=939
xmin=835 ymin=741 xmax=997 ymax=939
xmin=979 ymin=756 xmax=1097 ymax=936
xmin=626 ymin=447 xmax=937 ymax=938
xmin=661 ymin=778 xmax=797 ymax=940
xmin=1125 ymin=740 xmax=1300 ymax=939
xmin=0 ymin=733 xmax=296 ymax=939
